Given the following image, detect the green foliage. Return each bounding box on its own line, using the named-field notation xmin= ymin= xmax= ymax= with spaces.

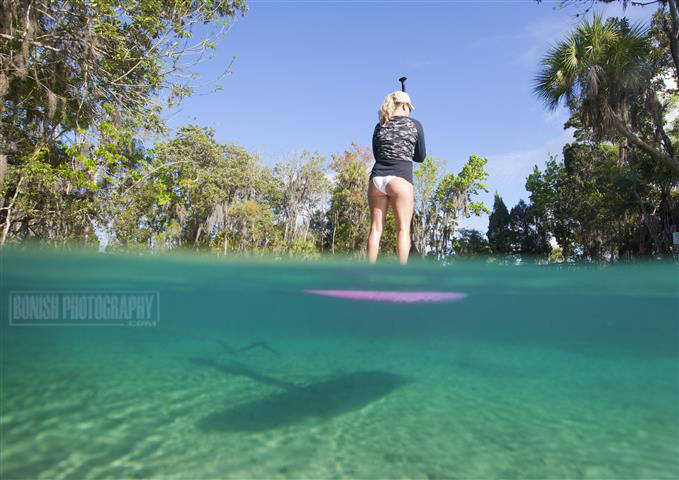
xmin=525 ymin=143 xmax=662 ymax=260
xmin=532 ymin=8 xmax=678 ymax=259
xmin=426 ymin=155 xmax=490 ymax=259
xmin=327 ymin=143 xmax=372 ymax=255
xmin=0 ymin=143 xmax=99 ymax=245
xmin=454 ymin=229 xmax=491 ymax=256
xmin=487 ymin=193 xmax=512 ymax=255
xmin=413 ymin=156 xmax=444 ymax=257
xmin=100 ymin=125 xmax=266 ymax=251
xmin=0 ymin=0 xmax=247 ymax=246
xmin=508 ymin=199 xmax=551 ymax=259
xmin=272 ymin=151 xmax=331 ymax=247
xmin=534 ymin=14 xmax=652 ymax=135
xmin=286 ymin=236 xmax=321 ymax=260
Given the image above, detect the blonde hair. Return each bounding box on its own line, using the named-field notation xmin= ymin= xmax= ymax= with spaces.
xmin=378 ymin=92 xmax=410 ymax=127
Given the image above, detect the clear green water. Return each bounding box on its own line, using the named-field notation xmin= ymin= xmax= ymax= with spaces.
xmin=1 ymin=249 xmax=677 ymax=479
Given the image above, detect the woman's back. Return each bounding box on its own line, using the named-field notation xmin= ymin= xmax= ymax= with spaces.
xmin=371 ymin=115 xmax=426 ymax=184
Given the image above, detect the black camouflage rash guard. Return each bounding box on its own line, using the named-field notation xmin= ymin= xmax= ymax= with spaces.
xmin=370 ymin=115 xmax=426 ymax=185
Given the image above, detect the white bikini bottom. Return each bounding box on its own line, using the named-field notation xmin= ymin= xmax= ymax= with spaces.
xmin=372 ymin=175 xmax=397 ymax=194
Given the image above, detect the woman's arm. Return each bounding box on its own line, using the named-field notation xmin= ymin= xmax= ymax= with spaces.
xmin=413 ymin=119 xmax=426 ymax=163
xmin=372 ymin=123 xmax=380 ymax=161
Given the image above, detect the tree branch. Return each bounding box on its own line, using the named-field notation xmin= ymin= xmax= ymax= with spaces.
xmin=0 ymin=32 xmax=59 ymax=52
xmin=611 ymin=111 xmax=679 ymax=176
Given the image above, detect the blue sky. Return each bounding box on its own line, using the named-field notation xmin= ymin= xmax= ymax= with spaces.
xmin=164 ymin=0 xmax=656 ymax=234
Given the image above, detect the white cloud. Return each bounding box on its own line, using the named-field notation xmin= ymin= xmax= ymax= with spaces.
xmin=525 ymin=17 xmax=578 ymax=41
xmin=517 ymin=45 xmax=544 ymax=67
xmin=486 ymin=130 xmax=573 ymax=187
xmin=516 ymin=18 xmax=580 ymax=66
xmin=543 ymin=107 xmax=568 ymax=124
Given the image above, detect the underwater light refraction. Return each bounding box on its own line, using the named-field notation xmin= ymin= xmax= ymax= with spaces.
xmin=303 ymin=290 xmax=467 ymax=303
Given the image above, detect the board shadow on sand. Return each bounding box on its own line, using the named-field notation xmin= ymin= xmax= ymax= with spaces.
xmin=190 ymin=357 xmax=408 ymax=432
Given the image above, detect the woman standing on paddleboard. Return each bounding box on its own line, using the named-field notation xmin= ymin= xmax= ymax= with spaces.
xmin=368 ymin=88 xmax=426 ymax=265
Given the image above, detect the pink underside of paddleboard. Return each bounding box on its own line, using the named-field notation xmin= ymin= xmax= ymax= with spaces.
xmin=303 ymin=290 xmax=468 ymax=303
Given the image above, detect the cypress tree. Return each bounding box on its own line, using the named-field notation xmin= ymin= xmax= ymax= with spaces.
xmin=487 ymin=193 xmax=512 ymax=254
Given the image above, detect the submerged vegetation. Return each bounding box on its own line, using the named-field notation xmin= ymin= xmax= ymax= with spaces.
xmin=1 ymin=0 xmax=676 ymax=263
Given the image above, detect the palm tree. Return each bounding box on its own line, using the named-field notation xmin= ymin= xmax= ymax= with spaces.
xmin=534 ymin=13 xmax=679 ymax=176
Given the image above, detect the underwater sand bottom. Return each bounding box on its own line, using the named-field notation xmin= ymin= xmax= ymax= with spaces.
xmin=1 ymin=332 xmax=677 ymax=479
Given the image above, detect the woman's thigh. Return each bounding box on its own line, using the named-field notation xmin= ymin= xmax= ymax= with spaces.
xmin=386 ymin=177 xmax=414 ymax=228
xmin=368 ymin=179 xmax=389 ymax=228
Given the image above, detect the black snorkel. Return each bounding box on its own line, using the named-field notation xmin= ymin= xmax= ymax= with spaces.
xmin=399 ymin=76 xmax=407 ymax=92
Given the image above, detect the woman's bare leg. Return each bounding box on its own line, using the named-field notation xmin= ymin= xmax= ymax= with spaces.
xmin=386 ymin=177 xmax=414 ymax=265
xmin=367 ymin=180 xmax=389 ymax=264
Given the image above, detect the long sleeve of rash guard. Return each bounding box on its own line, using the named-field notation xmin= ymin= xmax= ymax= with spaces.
xmin=412 ymin=118 xmax=426 ymax=163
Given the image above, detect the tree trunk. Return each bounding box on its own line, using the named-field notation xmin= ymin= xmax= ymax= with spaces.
xmin=618 ymin=139 xmax=627 ymax=169
xmin=283 ymin=214 xmax=289 ymax=244
xmin=0 ymin=154 xmax=6 ymax=190
xmin=665 ymin=0 xmax=679 ymax=83
xmin=1 ymin=176 xmax=24 ymax=246
xmin=612 ymin=113 xmax=679 ymax=176
xmin=632 ymin=185 xmax=664 ymax=255
xmin=331 ymin=211 xmax=337 ymax=255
